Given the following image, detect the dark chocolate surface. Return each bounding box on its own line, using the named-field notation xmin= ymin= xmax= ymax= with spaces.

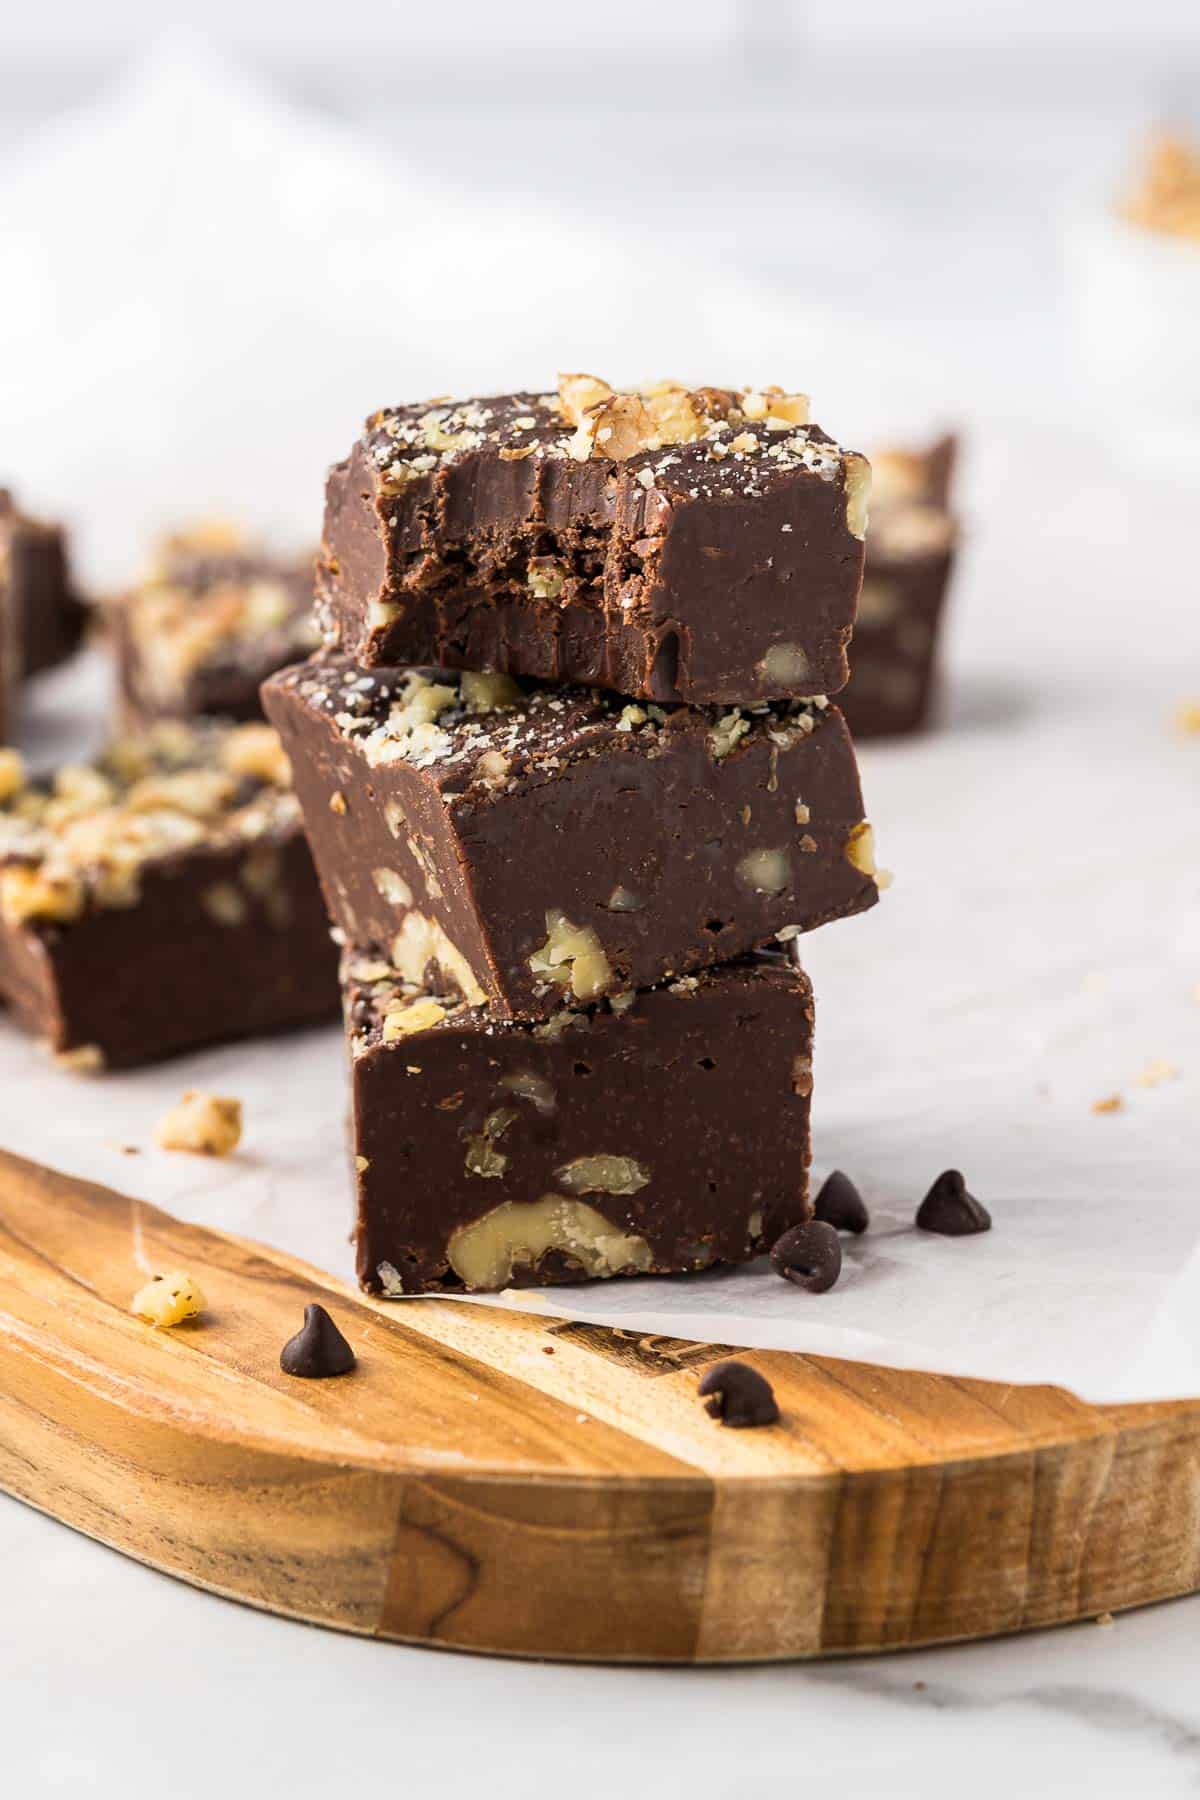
xmin=0 ymin=721 xmax=338 ymax=1067
xmin=346 ymin=951 xmax=814 ymax=1293
xmin=264 ymin=657 xmax=879 ymax=1021
xmin=315 ymin=384 xmax=869 ymax=704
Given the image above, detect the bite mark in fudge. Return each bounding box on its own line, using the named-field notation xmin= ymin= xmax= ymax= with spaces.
xmin=0 ymin=720 xmax=338 ymax=1067
xmin=345 ymin=951 xmax=814 ymax=1293
xmin=315 ymin=375 xmax=870 ymax=704
xmin=839 ymin=436 xmax=959 ymax=740
xmin=109 ymin=521 xmax=319 ymax=726
xmin=263 ymin=658 xmax=880 ymax=1020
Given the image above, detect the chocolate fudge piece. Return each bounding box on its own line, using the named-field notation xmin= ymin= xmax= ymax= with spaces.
xmin=263 ymin=658 xmax=881 ymax=1021
xmin=0 ymin=721 xmax=338 ymax=1069
xmin=839 ymin=437 xmax=958 ymax=739
xmin=0 ymin=542 xmax=18 ymax=746
xmin=345 ymin=949 xmax=814 ymax=1293
xmin=315 ymin=376 xmax=870 ymax=704
xmin=110 ymin=523 xmax=319 ymax=726
xmin=0 ymin=488 xmax=87 ymax=682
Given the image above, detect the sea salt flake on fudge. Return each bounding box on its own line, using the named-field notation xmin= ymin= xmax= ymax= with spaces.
xmin=0 ymin=720 xmax=337 ymax=1067
xmin=314 ymin=375 xmax=870 ymax=704
xmin=344 ymin=950 xmax=814 ymax=1293
xmin=263 ymin=657 xmax=880 ymax=1021
xmin=108 ymin=521 xmax=319 ymax=726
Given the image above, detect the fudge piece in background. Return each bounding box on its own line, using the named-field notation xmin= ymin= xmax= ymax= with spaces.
xmin=0 ymin=488 xmax=87 ymax=679
xmin=315 ymin=376 xmax=869 ymax=704
xmin=345 ymin=949 xmax=814 ymax=1293
xmin=109 ymin=523 xmax=318 ymax=726
xmin=839 ymin=436 xmax=959 ymax=739
xmin=0 ymin=489 xmax=88 ymax=741
xmin=263 ymin=658 xmax=881 ymax=1021
xmin=0 ymin=721 xmax=337 ymax=1069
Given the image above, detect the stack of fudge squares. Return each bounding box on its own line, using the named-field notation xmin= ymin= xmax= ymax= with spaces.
xmin=264 ymin=375 xmax=888 ymax=1297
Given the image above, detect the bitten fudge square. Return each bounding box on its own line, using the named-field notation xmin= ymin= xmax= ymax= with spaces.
xmin=263 ymin=657 xmax=881 ymax=1022
xmin=839 ymin=436 xmax=959 ymax=740
xmin=0 ymin=722 xmax=338 ymax=1069
xmin=315 ymin=375 xmax=870 ymax=705
xmin=346 ymin=949 xmax=814 ymax=1294
xmin=109 ymin=522 xmax=319 ymax=727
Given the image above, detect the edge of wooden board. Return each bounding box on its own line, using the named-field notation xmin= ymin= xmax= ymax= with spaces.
xmin=3 ymin=1149 xmax=1199 ymax=1662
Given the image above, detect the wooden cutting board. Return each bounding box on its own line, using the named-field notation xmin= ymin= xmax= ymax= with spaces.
xmin=2 ymin=1147 xmax=1198 ymax=1663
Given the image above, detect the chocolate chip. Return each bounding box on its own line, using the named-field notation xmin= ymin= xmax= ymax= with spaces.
xmin=698 ymin=1360 xmax=779 ymax=1428
xmin=916 ymin=1169 xmax=991 ymax=1236
xmin=280 ymin=1303 xmax=356 ymax=1378
xmin=813 ymin=1170 xmax=869 ymax=1233
xmin=770 ymin=1219 xmax=843 ymax=1292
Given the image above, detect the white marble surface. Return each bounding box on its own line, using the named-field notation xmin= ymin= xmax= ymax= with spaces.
xmin=6 ymin=1490 xmax=1200 ymax=1798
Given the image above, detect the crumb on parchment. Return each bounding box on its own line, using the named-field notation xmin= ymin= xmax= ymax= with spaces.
xmin=1134 ymin=1058 xmax=1179 ymax=1088
xmin=155 ymin=1090 xmax=242 ymax=1155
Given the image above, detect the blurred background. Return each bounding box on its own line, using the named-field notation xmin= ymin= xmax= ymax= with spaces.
xmin=3 ymin=0 xmax=1200 ymax=577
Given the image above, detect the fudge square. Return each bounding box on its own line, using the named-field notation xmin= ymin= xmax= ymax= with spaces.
xmin=346 ymin=950 xmax=814 ymax=1294
xmin=109 ymin=522 xmax=318 ymax=727
xmin=315 ymin=375 xmax=870 ymax=705
xmin=839 ymin=436 xmax=958 ymax=740
xmin=0 ymin=487 xmax=87 ymax=682
xmin=263 ymin=658 xmax=881 ymax=1022
xmin=0 ymin=721 xmax=338 ymax=1069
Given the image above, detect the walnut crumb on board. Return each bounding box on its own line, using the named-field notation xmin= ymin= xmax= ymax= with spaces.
xmin=132 ymin=1270 xmax=206 ymax=1328
xmin=155 ymin=1090 xmax=243 ymax=1155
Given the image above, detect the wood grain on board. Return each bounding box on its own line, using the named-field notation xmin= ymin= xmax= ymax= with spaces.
xmin=1 ymin=1149 xmax=1197 ymax=1662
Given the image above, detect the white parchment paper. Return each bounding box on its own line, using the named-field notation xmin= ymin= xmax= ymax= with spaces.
xmin=0 ymin=50 xmax=1197 ymax=1402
